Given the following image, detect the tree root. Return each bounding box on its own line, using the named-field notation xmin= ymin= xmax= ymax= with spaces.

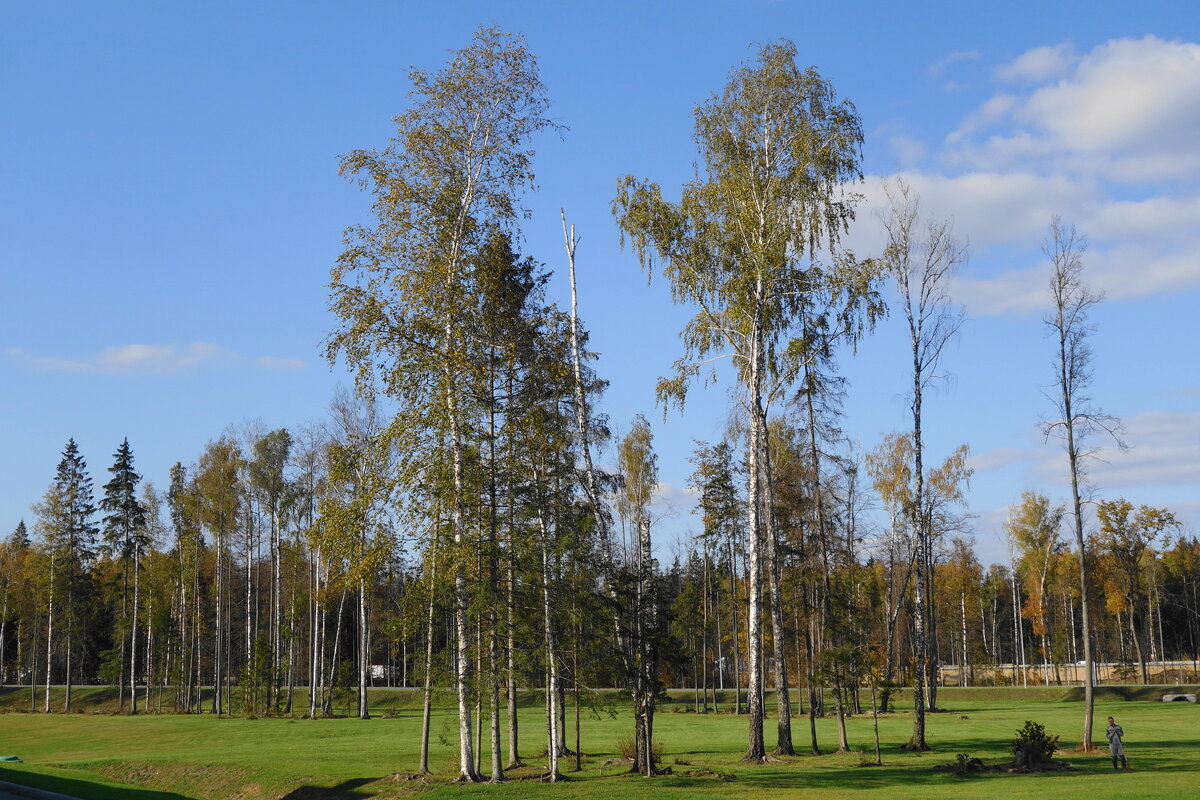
xmin=741 ymin=753 xmax=785 ymax=764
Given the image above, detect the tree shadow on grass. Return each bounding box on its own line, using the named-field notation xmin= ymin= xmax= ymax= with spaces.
xmin=279 ymin=778 xmax=379 ymax=799
xmin=0 ymin=766 xmax=193 ymax=800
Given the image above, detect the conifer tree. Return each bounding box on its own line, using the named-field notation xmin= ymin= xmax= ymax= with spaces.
xmin=33 ymin=438 xmax=98 ymax=712
xmin=100 ymin=438 xmax=149 ymax=713
xmin=0 ymin=521 xmax=31 ymax=683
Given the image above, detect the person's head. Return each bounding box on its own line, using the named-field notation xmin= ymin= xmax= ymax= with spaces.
xmin=1108 ymin=716 xmax=1115 ymax=723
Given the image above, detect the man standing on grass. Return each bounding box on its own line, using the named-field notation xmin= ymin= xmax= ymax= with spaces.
xmin=1106 ymin=716 xmax=1128 ymax=770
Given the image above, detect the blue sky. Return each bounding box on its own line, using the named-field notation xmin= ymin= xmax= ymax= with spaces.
xmin=3 ymin=1 xmax=1197 ymax=566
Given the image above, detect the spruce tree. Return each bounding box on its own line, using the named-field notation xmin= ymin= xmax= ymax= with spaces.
xmin=34 ymin=438 xmax=99 ymax=712
xmin=100 ymin=438 xmax=148 ymax=712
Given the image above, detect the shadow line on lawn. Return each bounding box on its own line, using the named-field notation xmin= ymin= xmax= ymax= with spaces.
xmin=0 ymin=766 xmax=194 ymax=800
xmin=279 ymin=777 xmax=379 ymax=799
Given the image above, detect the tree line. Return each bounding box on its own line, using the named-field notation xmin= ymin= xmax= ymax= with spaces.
xmin=2 ymin=26 xmax=1193 ymax=782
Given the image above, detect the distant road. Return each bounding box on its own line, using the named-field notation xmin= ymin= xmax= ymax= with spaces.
xmin=0 ymin=781 xmax=81 ymax=800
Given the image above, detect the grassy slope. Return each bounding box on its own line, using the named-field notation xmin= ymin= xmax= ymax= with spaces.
xmin=0 ymin=688 xmax=1196 ymax=799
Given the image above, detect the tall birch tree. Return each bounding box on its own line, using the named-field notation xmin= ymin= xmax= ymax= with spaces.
xmin=616 ymin=415 xmax=660 ymax=776
xmin=327 ymin=26 xmax=554 ymax=782
xmin=615 ymin=40 xmax=867 ymax=761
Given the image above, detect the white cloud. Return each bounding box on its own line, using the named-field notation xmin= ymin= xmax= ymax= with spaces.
xmin=651 ymin=481 xmax=698 ymax=516
xmin=857 ymin=170 xmax=1097 ymax=250
xmin=968 ymin=447 xmax=1035 ymax=473
xmin=853 ymin=171 xmax=1200 ymax=315
xmin=951 ymin=36 xmax=1200 ymax=182
xmin=1088 ymin=411 xmax=1200 ymax=488
xmin=967 ymin=412 xmax=1200 ymax=555
xmin=995 ymin=42 xmax=1078 ymax=84
xmin=9 ymin=343 xmax=306 ymax=374
xmin=946 ymin=93 xmax=1019 ymax=145
xmin=1032 ymin=410 xmax=1200 ymax=489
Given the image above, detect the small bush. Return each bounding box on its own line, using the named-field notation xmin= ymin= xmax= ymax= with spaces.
xmin=1011 ymin=720 xmax=1058 ymax=767
xmin=616 ymin=732 xmax=663 ymax=762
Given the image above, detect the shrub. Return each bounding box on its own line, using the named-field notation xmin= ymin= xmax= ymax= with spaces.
xmin=1011 ymin=720 xmax=1059 ymax=767
xmin=616 ymin=732 xmax=663 ymax=763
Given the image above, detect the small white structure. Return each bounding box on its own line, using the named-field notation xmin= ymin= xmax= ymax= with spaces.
xmin=1161 ymin=693 xmax=1197 ymax=702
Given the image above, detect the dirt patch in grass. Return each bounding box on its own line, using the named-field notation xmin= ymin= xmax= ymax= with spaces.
xmin=89 ymin=760 xmax=270 ymax=799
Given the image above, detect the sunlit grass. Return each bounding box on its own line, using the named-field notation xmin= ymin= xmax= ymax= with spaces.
xmin=0 ymin=687 xmax=1196 ymax=799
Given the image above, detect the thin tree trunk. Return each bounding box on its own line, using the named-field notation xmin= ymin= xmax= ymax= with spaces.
xmin=44 ymin=578 xmax=53 ymax=714
xmin=214 ymin=532 xmax=224 ymax=715
xmin=1059 ymin=306 xmax=1096 ymax=748
xmin=64 ymin=617 xmax=72 ymax=713
xmin=144 ymin=594 xmax=153 ymax=711
xmin=505 ymin=555 xmax=520 ymax=768
xmin=419 ymin=545 xmax=438 ymax=775
xmin=834 ymin=683 xmax=850 ymax=753
xmin=358 ymin=577 xmax=370 ymax=719
xmin=131 ymin=548 xmax=140 ymax=714
xmin=870 ymin=682 xmax=882 ymax=765
xmin=541 ymin=530 xmax=560 ymax=782
xmin=729 ymin=537 xmax=742 ymax=715
xmin=323 ymin=588 xmax=347 ymax=716
xmin=309 ymin=546 xmax=320 ymax=719
xmin=960 ymin=589 xmax=969 ymax=688
xmin=761 ymin=414 xmax=793 ymax=755
xmin=742 ymin=323 xmax=767 ymax=762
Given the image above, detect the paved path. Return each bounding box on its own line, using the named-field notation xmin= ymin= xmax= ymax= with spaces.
xmin=0 ymin=781 xmax=82 ymax=800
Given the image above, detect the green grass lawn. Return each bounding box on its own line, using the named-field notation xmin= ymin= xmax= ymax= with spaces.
xmin=0 ymin=688 xmax=1197 ymax=799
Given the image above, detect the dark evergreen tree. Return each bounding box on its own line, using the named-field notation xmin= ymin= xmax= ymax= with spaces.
xmin=35 ymin=438 xmax=99 ymax=712
xmin=10 ymin=520 xmax=30 ymax=548
xmin=100 ymin=438 xmax=148 ymax=712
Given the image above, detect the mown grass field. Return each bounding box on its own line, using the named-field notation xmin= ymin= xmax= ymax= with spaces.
xmin=0 ymin=686 xmax=1197 ymax=799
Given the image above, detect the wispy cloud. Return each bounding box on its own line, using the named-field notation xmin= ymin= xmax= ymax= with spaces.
xmin=258 ymin=356 xmax=307 ymax=371
xmin=8 ymin=343 xmax=307 ymax=374
xmin=651 ymin=481 xmax=698 ymax=517
xmin=969 ymin=411 xmax=1200 ymax=491
xmin=929 ymin=50 xmax=980 ymax=76
xmin=968 ymin=447 xmax=1035 ymax=473
xmin=1087 ymin=411 xmax=1200 ymax=488
xmin=994 ymin=42 xmax=1077 ymax=84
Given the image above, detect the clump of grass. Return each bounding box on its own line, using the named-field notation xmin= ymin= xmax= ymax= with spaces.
xmin=615 ymin=733 xmax=662 ymax=762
